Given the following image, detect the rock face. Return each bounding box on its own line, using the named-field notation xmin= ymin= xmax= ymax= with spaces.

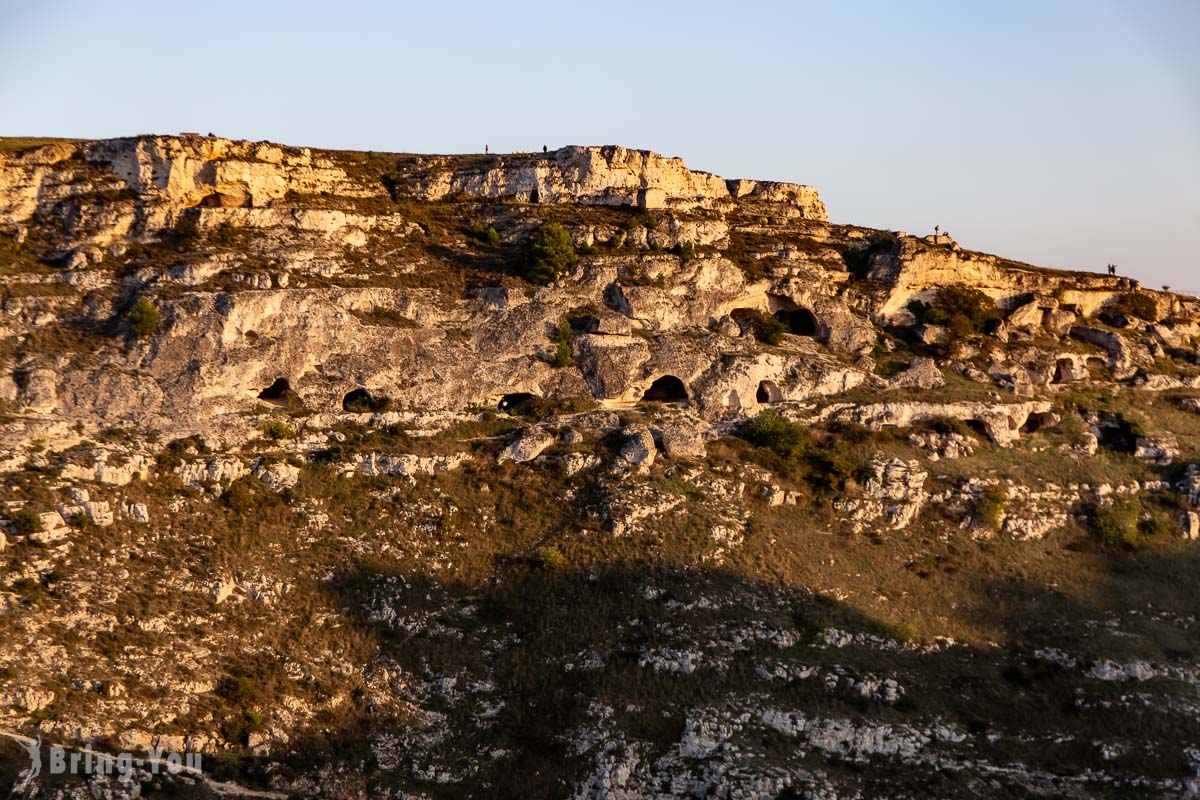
xmin=394 ymin=145 xmax=827 ymax=218
xmin=4 ymin=133 xmax=1200 ymax=800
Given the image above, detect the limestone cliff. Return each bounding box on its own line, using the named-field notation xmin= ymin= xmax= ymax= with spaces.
xmin=2 ymin=134 xmax=1200 ymax=799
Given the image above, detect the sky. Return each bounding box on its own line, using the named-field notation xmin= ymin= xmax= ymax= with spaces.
xmin=1 ymin=0 xmax=1197 ymax=289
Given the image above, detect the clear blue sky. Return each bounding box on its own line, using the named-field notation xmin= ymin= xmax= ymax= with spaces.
xmin=2 ymin=0 xmax=1197 ymax=289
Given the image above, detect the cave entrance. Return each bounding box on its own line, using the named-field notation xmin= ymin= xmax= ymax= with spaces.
xmin=1096 ymin=414 xmax=1138 ymax=454
xmin=1052 ymin=359 xmax=1074 ymax=385
xmin=774 ymin=308 xmax=818 ymax=337
xmin=529 ymin=187 xmax=540 ymax=204
xmin=499 ymin=392 xmax=538 ymax=412
xmin=258 ymin=378 xmax=292 ymax=404
xmin=1020 ymin=412 xmax=1060 ymax=435
xmin=343 ymin=388 xmax=390 ymax=413
xmin=756 ymin=380 xmax=782 ymax=404
xmin=964 ymin=419 xmax=990 ymax=440
xmin=641 ymin=376 xmax=688 ymax=404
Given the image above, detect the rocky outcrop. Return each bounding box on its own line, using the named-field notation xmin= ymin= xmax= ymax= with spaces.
xmin=393 ymin=145 xmax=827 ymax=218
xmin=821 ymin=400 xmax=1055 ymax=446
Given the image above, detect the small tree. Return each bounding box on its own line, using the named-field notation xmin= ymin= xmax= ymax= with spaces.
xmin=129 ymin=297 xmax=160 ymax=338
xmin=8 ymin=509 xmax=43 ymax=535
xmin=525 ymin=223 xmax=578 ymax=285
xmin=755 ymin=313 xmax=787 ymax=346
xmin=552 ymin=318 xmax=574 ymax=368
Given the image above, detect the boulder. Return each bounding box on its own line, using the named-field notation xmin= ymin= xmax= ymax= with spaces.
xmin=254 ymin=461 xmax=301 ymax=492
xmin=573 ymin=334 xmax=652 ymax=399
xmin=617 ymin=427 xmax=657 ymax=470
xmin=1044 ymin=309 xmax=1077 ymax=336
xmin=659 ymin=420 xmax=706 ymax=460
xmin=498 ymin=428 xmax=555 ymax=463
xmin=125 ymin=503 xmax=151 ymax=523
xmin=1006 ymin=301 xmax=1045 ymax=331
xmin=1134 ymin=435 xmax=1179 ymax=465
xmin=888 ymin=357 xmax=945 ymax=390
xmin=915 ymin=325 xmax=948 ymax=346
xmin=821 ymin=311 xmax=877 ymax=355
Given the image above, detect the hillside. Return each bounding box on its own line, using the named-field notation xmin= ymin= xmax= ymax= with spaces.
xmin=1 ymin=134 xmax=1199 ymax=799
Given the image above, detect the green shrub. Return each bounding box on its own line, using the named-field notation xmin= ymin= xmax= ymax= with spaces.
xmin=525 ymin=223 xmax=578 ymax=284
xmin=742 ymin=411 xmax=811 ymax=461
xmin=974 ymin=485 xmax=1007 ymax=532
xmin=1086 ymin=500 xmax=1140 ymax=549
xmin=907 ymin=286 xmax=998 ymax=336
xmin=8 ymin=509 xmax=42 ymax=535
xmin=532 ymin=545 xmax=566 ymax=571
xmin=468 ymin=221 xmax=501 ymax=247
xmin=875 ymin=619 xmax=919 ymax=644
xmin=552 ymin=318 xmax=575 ymax=368
xmin=734 ymin=310 xmax=786 ymax=345
xmin=840 ymin=231 xmax=898 ymax=279
xmin=129 ymin=297 xmax=160 ymax=337
xmin=166 ymin=215 xmax=199 ymax=252
xmin=259 ymin=418 xmax=297 ymax=440
xmin=673 ymin=240 xmax=696 ymax=261
xmin=1100 ymin=292 xmax=1158 ymax=324
xmin=755 ymin=314 xmax=787 ymax=346
xmin=809 ymin=440 xmax=873 ymax=492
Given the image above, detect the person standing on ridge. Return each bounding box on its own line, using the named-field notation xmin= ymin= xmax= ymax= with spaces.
xmin=485 ymin=144 xmax=489 ymax=154
xmin=543 ymin=144 xmax=548 ymax=153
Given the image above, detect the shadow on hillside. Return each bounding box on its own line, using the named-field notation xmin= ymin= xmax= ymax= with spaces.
xmin=277 ymin=543 xmax=1200 ymax=799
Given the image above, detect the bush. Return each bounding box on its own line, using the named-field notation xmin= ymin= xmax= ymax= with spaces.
xmin=809 ymin=440 xmax=874 ymax=492
xmin=468 ymin=221 xmax=501 ymax=247
xmin=166 ymin=215 xmax=199 ymax=252
xmin=1100 ymin=292 xmax=1158 ymax=325
xmin=974 ymin=485 xmax=1007 ymax=532
xmin=755 ymin=314 xmax=787 ymax=346
xmin=129 ymin=297 xmax=160 ymax=338
xmin=8 ymin=509 xmax=42 ymax=535
xmin=259 ymin=418 xmax=297 ymax=440
xmin=525 ymin=223 xmax=578 ymax=284
xmin=734 ymin=310 xmax=786 ymax=345
xmin=673 ymin=240 xmax=696 ymax=261
xmin=552 ymin=318 xmax=574 ymax=368
xmin=742 ymin=410 xmax=811 ymax=462
xmin=1086 ymin=500 xmax=1140 ymax=549
xmin=907 ymin=286 xmax=998 ymax=336
xmin=532 ymin=545 xmax=566 ymax=571
xmin=840 ymin=231 xmax=898 ymax=279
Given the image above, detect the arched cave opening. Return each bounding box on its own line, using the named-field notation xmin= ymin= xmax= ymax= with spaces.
xmin=756 ymin=380 xmax=782 ymax=404
xmin=343 ymin=388 xmax=390 ymax=413
xmin=1020 ymin=412 xmax=1060 ymax=435
xmin=529 ymin=187 xmax=540 ymax=204
xmin=1095 ymin=414 xmax=1138 ymax=454
xmin=774 ymin=308 xmax=818 ymax=337
xmin=964 ymin=419 xmax=991 ymax=440
xmin=499 ymin=392 xmax=538 ymax=412
xmin=258 ymin=378 xmax=292 ymax=402
xmin=641 ymin=375 xmax=689 ymax=404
